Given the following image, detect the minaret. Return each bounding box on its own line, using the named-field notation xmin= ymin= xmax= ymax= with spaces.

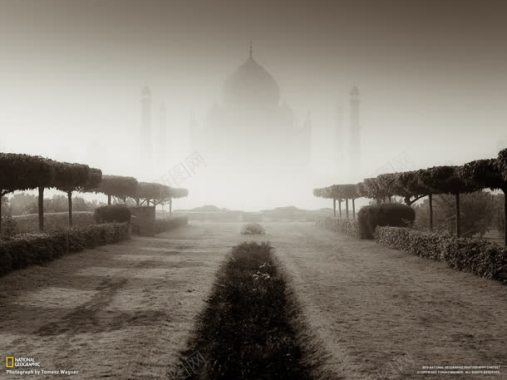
xmin=141 ymin=86 xmax=152 ymax=170
xmin=349 ymin=85 xmax=360 ymax=172
xmin=157 ymin=103 xmax=167 ymax=166
xmin=336 ymin=104 xmax=344 ymax=159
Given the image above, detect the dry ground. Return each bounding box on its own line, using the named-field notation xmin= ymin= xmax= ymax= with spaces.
xmin=0 ymin=223 xmax=244 ymax=379
xmin=1 ymin=221 xmax=506 ymax=379
xmin=263 ymin=222 xmax=507 ymax=380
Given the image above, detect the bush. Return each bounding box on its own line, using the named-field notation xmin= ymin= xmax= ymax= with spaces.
xmin=358 ymin=203 xmax=415 ymax=239
xmin=376 ymin=226 xmax=507 ymax=282
xmin=240 ymin=223 xmax=265 ymax=235
xmin=0 ymin=223 xmax=130 ymax=277
xmin=0 ymin=216 xmax=17 ymax=240
xmin=315 ymin=217 xmax=359 ymax=238
xmin=154 ymin=216 xmax=188 ymax=234
xmin=94 ymin=204 xmax=131 ymax=224
xmin=375 ymin=226 xmax=447 ymax=261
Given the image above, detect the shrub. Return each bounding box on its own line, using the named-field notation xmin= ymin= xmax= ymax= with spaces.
xmin=375 ymin=226 xmax=447 ymax=261
xmin=240 ymin=223 xmax=265 ymax=235
xmin=358 ymin=203 xmax=415 ymax=239
xmin=154 ymin=216 xmax=188 ymax=233
xmin=0 ymin=216 xmax=17 ymax=240
xmin=376 ymin=226 xmax=507 ymax=282
xmin=94 ymin=204 xmax=131 ymax=224
xmin=0 ymin=223 xmax=130 ymax=277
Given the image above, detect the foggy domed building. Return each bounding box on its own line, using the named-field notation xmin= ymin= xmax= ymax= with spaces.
xmin=191 ymin=47 xmax=311 ymax=166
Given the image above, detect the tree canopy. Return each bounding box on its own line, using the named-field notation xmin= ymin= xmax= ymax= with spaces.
xmin=0 ymin=153 xmax=53 ymax=196
xmin=92 ymin=175 xmax=138 ymax=199
xmin=462 ymin=159 xmax=506 ymax=191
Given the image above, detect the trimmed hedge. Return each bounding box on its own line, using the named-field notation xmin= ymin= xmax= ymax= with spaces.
xmin=154 ymin=216 xmax=188 ymax=234
xmin=358 ymin=203 xmax=415 ymax=239
xmin=315 ymin=216 xmax=359 ymax=238
xmin=376 ymin=226 xmax=507 ymax=282
xmin=94 ymin=204 xmax=131 ymax=224
xmin=0 ymin=223 xmax=130 ymax=277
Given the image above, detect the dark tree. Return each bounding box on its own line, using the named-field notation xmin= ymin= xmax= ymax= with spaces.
xmin=0 ymin=153 xmax=53 ymax=232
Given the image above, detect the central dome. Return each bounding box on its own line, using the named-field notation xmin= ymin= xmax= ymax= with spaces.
xmin=222 ymin=55 xmax=280 ymax=107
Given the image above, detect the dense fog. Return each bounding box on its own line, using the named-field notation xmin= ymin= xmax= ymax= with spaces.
xmin=1 ymin=0 xmax=506 ymax=210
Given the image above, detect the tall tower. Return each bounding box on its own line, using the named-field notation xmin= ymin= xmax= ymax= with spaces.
xmin=336 ymin=104 xmax=344 ymax=159
xmin=348 ymin=85 xmax=360 ymax=173
xmin=157 ymin=102 xmax=167 ymax=166
xmin=141 ymin=86 xmax=152 ymax=170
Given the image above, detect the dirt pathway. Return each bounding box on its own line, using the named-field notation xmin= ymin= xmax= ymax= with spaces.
xmin=0 ymin=223 xmax=244 ymax=379
xmin=263 ymin=222 xmax=507 ymax=379
xmin=2 ymin=221 xmax=506 ymax=379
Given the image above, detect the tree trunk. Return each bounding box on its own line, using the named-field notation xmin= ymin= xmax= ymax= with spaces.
xmin=333 ymin=198 xmax=336 ymax=217
xmin=107 ymin=194 xmax=111 ymax=205
xmin=169 ymin=198 xmax=173 ymax=215
xmin=67 ymin=191 xmax=73 ymax=227
xmin=352 ymin=198 xmax=356 ymax=220
xmin=136 ymin=198 xmax=140 ymax=207
xmin=345 ymin=198 xmax=349 ymax=220
xmin=429 ymin=194 xmax=433 ymax=231
xmin=38 ymin=186 xmax=44 ymax=232
xmin=0 ymin=195 xmax=2 ymax=234
xmin=338 ymin=199 xmax=342 ymax=219
xmin=455 ymin=192 xmax=461 ymax=237
xmin=503 ymin=189 xmax=506 ymax=246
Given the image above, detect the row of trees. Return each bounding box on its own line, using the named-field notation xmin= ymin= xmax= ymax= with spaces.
xmin=94 ymin=176 xmax=188 ymax=213
xmin=314 ymin=148 xmax=507 ymax=244
xmin=0 ymin=153 xmax=188 ymax=232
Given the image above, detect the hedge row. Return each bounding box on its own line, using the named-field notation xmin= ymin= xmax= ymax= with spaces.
xmin=376 ymin=226 xmax=507 ymax=282
xmin=0 ymin=223 xmax=130 ymax=277
xmin=315 ymin=216 xmax=358 ymax=238
xmin=154 ymin=216 xmax=188 ymax=234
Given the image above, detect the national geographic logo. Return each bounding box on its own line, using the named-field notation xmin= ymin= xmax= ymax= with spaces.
xmin=5 ymin=356 xmax=14 ymax=369
xmin=4 ymin=356 xmax=41 ymax=368
xmin=4 ymin=355 xmax=79 ymax=376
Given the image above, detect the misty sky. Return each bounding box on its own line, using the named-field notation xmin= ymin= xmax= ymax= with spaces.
xmin=1 ymin=0 xmax=506 ymax=209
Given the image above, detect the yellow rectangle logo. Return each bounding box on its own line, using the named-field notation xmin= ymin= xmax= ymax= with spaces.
xmin=5 ymin=356 xmax=14 ymax=368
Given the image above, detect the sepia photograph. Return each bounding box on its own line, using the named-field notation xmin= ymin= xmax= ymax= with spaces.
xmin=0 ymin=0 xmax=506 ymax=379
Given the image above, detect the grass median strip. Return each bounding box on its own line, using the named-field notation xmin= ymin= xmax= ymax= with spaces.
xmin=172 ymin=241 xmax=315 ymax=379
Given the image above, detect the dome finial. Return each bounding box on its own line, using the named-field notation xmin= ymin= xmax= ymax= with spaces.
xmin=249 ymin=40 xmax=253 ymax=59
